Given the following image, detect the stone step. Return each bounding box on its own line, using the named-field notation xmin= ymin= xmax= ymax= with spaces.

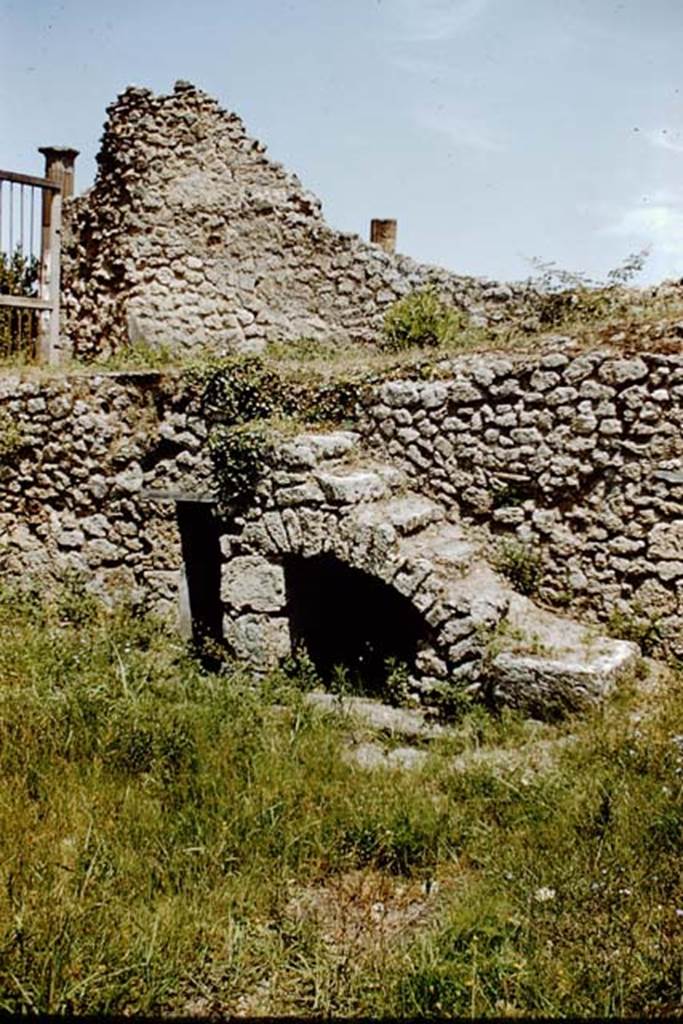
xmin=342 ymin=742 xmax=429 ymax=771
xmin=278 ymin=430 xmax=360 ymax=470
xmin=244 ymin=426 xmax=641 ymax=721
xmin=304 ymin=691 xmax=445 ymax=739
xmin=314 ymin=462 xmax=407 ymax=505
xmin=399 ymin=521 xmax=476 ymax=571
xmin=381 ymin=494 xmax=444 ymax=535
xmin=341 ymin=733 xmax=577 ymax=774
xmin=487 ymin=593 xmax=639 ymax=716
xmin=440 ymin=563 xmax=511 ymax=624
xmin=343 ymin=493 xmax=444 ymax=537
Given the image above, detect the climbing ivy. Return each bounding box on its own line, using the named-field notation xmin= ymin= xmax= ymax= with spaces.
xmin=0 ymin=410 xmax=23 ymax=463
xmin=283 ymin=376 xmax=373 ymax=426
xmin=209 ymin=422 xmax=273 ymax=508
xmin=188 ymin=354 xmax=380 ymax=506
xmin=192 ymin=355 xmax=283 ymax=425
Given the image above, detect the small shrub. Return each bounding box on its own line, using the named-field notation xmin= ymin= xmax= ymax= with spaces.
xmin=382 ymin=287 xmax=468 ymax=351
xmin=425 ymin=679 xmax=477 ymax=722
xmin=0 ymin=410 xmax=23 ymax=462
xmin=196 ymin=355 xmax=283 ymax=425
xmin=607 ymin=605 xmax=664 ymax=657
xmin=54 ymin=569 xmax=100 ymax=626
xmin=209 ymin=422 xmax=273 ymax=507
xmin=525 ymin=249 xmax=649 ymax=330
xmin=493 ymin=540 xmax=543 ymax=596
xmin=381 ymin=657 xmax=412 ymax=706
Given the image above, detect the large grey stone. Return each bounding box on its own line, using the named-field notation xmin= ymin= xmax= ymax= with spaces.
xmin=342 ymin=742 xmax=429 ymax=771
xmin=382 ymin=495 xmax=443 ymax=535
xmin=487 ymin=594 xmax=639 ymax=716
xmin=221 ymin=555 xmax=286 ymax=612
xmin=316 ymin=470 xmax=387 ymax=504
xmin=222 ymin=613 xmax=290 ymax=668
xmin=297 ymin=431 xmax=359 ymax=460
xmin=648 ymin=521 xmax=683 ymax=561
xmin=598 ymin=357 xmax=648 ymax=386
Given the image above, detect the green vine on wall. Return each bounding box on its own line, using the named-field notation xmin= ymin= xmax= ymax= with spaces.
xmin=189 ymin=354 xmax=376 ymax=506
xmin=209 ymin=422 xmax=274 ymax=508
xmin=196 ymin=355 xmax=283 ymax=424
xmin=0 ymin=410 xmax=24 ymax=464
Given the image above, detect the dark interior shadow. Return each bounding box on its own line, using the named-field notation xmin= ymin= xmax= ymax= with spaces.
xmin=176 ymin=501 xmax=223 ymax=668
xmin=283 ymin=553 xmax=428 ymax=694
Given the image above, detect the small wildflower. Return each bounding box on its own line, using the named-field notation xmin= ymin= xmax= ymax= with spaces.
xmin=370 ymin=901 xmax=385 ymax=922
xmin=675 ymin=908 xmax=683 ymax=918
xmin=534 ymin=886 xmax=556 ymax=903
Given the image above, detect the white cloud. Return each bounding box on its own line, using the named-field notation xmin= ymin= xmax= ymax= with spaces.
xmin=390 ymin=0 xmax=492 ymax=44
xmin=417 ymin=102 xmax=505 ymax=152
xmin=603 ymin=200 xmax=683 ymax=255
xmin=645 ymin=129 xmax=683 ymax=154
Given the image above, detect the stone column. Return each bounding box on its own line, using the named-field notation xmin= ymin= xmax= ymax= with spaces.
xmin=370 ymin=218 xmax=397 ymax=254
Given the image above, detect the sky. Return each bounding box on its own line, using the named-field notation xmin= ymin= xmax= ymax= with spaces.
xmin=2 ymin=0 xmax=683 ymax=285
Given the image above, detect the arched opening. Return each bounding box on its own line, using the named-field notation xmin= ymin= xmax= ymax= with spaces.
xmin=283 ymin=553 xmax=429 ymax=693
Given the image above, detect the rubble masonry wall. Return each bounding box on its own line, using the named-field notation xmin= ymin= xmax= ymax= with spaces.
xmin=1 ymin=347 xmax=681 ymax=658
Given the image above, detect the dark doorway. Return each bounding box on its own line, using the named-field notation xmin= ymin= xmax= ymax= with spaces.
xmin=284 ymin=554 xmax=428 ymax=693
xmin=176 ymin=501 xmax=223 ymax=655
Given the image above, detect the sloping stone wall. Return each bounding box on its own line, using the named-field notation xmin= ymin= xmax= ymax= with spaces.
xmin=61 ymin=82 xmax=531 ymax=360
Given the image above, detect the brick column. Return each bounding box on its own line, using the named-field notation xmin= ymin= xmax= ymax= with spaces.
xmin=370 ymin=218 xmax=397 ymax=254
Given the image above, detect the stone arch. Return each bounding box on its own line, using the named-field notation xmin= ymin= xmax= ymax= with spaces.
xmin=282 ymin=552 xmax=431 ymax=692
xmin=219 ymin=502 xmax=500 ymax=697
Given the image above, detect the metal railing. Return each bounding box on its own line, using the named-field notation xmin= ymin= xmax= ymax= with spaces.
xmin=0 ymin=148 xmax=77 ymax=364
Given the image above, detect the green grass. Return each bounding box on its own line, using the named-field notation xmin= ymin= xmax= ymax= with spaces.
xmin=0 ymin=580 xmax=681 ymax=1016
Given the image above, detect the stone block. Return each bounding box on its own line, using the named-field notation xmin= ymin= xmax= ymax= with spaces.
xmin=598 ymin=358 xmax=648 ymax=386
xmin=316 ymin=470 xmax=387 ymax=504
xmin=223 ymin=613 xmax=290 ymax=668
xmin=221 ymin=555 xmax=286 ymax=611
xmin=649 ymin=521 xmax=683 ymax=561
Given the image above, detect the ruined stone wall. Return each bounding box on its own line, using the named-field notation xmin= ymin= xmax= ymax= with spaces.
xmin=1 ymin=349 xmax=681 ymax=665
xmin=0 ymin=372 xmax=210 ymax=616
xmin=61 ymin=82 xmax=528 ymax=360
xmin=363 ymin=349 xmax=683 ymax=654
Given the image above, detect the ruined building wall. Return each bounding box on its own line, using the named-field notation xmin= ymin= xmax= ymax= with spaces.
xmin=1 ymin=349 xmax=681 ymax=659
xmin=362 ymin=349 xmax=683 ymax=655
xmin=0 ymin=372 xmax=209 ymax=616
xmin=61 ymin=81 xmax=528 ymax=359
